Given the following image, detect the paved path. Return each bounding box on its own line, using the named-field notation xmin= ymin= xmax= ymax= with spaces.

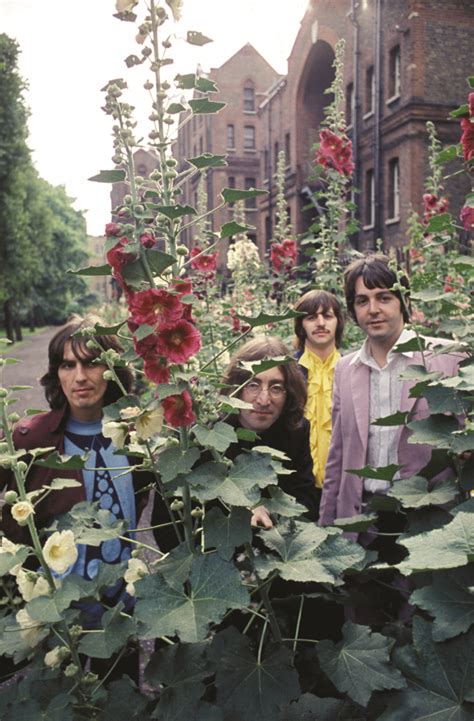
xmin=1 ymin=326 xmax=59 ymax=416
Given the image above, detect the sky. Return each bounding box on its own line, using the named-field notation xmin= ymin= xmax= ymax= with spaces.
xmin=2 ymin=0 xmax=310 ymax=236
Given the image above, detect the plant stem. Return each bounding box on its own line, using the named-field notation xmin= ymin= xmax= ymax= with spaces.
xmin=245 ymin=544 xmax=282 ymax=643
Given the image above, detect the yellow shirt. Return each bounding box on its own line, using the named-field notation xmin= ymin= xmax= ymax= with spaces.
xmin=299 ymin=346 xmax=340 ymax=487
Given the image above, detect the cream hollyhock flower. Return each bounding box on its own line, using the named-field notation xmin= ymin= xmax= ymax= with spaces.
xmin=11 ymin=501 xmax=35 ymax=526
xmin=16 ymin=608 xmax=43 ymax=648
xmin=102 ymin=420 xmax=128 ymax=449
xmin=44 ymin=645 xmax=70 ymax=668
xmin=166 ymin=0 xmax=183 ymax=21
xmin=43 ymin=531 xmax=78 ymax=574
xmin=0 ymin=537 xmax=23 ymax=576
xmin=135 ymin=406 xmax=164 ymax=440
xmin=124 ymin=557 xmax=148 ymax=596
xmin=119 ymin=405 xmax=141 ymax=420
xmin=16 ymin=569 xmax=50 ymax=603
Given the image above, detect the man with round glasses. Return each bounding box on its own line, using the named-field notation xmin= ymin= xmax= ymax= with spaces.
xmin=222 ymin=335 xmax=321 ymax=527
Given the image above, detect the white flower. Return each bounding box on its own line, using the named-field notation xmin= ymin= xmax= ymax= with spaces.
xmin=135 ymin=406 xmax=164 ymax=440
xmin=43 ymin=531 xmax=78 ymax=574
xmin=119 ymin=405 xmax=141 ymax=420
xmin=124 ymin=558 xmax=148 ymax=596
xmin=44 ymin=645 xmax=70 ymax=668
xmin=0 ymin=537 xmax=23 ymax=576
xmin=11 ymin=501 xmax=35 ymax=526
xmin=16 ymin=608 xmax=43 ymax=648
xmin=16 ymin=569 xmax=50 ymax=602
xmin=102 ymin=420 xmax=128 ymax=449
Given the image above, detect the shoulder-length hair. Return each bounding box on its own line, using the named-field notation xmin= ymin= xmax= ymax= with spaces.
xmin=293 ymin=289 xmax=345 ymax=352
xmin=40 ymin=314 xmax=133 ymax=411
xmin=344 ymin=253 xmax=410 ymax=323
xmin=221 ymin=335 xmax=307 ymax=431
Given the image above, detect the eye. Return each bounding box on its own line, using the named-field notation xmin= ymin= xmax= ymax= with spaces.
xmin=245 ymin=381 xmax=260 ymax=393
xmin=60 ymin=361 xmax=75 ymax=370
xmin=355 ymin=297 xmax=367 ymax=306
xmin=269 ymin=383 xmax=286 ymax=397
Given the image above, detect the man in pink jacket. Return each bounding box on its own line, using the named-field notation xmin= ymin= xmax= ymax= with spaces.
xmin=319 ymin=254 xmax=463 ymax=551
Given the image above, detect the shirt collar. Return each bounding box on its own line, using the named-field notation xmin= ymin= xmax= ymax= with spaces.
xmin=299 ymin=346 xmax=340 ymax=370
xmin=349 ymin=327 xmax=416 ymax=367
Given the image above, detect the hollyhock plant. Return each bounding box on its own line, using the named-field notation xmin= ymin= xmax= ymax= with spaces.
xmin=190 ymin=246 xmax=217 ymax=274
xmin=422 ymin=192 xmax=449 ymax=224
xmin=270 ymin=238 xmax=297 ymax=274
xmin=105 ymin=222 xmax=121 ymax=237
xmin=460 ymin=204 xmax=474 ymax=231
xmin=162 ymin=390 xmax=196 ymax=427
xmin=139 ymin=231 xmax=156 ymax=249
xmin=156 ymin=319 xmax=201 ymax=364
xmin=171 ymin=277 xmax=193 ymax=296
xmin=42 ymin=530 xmax=78 ymax=575
xmin=460 ymin=92 xmax=474 ymax=162
xmin=316 ymin=128 xmax=355 ymax=177
xmin=128 ymin=288 xmax=184 ymax=326
xmin=143 ymin=357 xmax=171 ymax=385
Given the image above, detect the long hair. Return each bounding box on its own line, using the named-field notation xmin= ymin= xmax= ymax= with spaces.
xmin=221 ymin=335 xmax=307 ymax=431
xmin=293 ymin=289 xmax=345 ymax=352
xmin=344 ymin=253 xmax=411 ymax=323
xmin=40 ymin=314 xmax=133 ymax=410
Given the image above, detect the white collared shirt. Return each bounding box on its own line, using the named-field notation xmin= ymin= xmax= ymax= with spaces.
xmin=350 ymin=328 xmax=416 ymax=494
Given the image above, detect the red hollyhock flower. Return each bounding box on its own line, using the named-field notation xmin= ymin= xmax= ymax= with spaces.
xmin=460 ymin=117 xmax=474 ymax=162
xmin=171 ymin=277 xmax=193 ymax=296
xmin=469 ymin=92 xmax=474 ymax=118
xmin=131 ymin=329 xmax=160 ymax=361
xmin=105 ymin=222 xmax=121 ymax=237
xmin=106 ymin=237 xmax=136 ymax=272
xmin=316 ymin=129 xmax=355 ymax=177
xmin=139 ymin=231 xmax=156 ymax=249
xmin=143 ymin=358 xmax=170 ymax=385
xmin=162 ymin=390 xmax=196 ymax=427
xmin=270 ymin=239 xmax=297 ymax=274
xmin=190 ymin=247 xmax=218 ymax=273
xmin=460 ymin=205 xmax=474 ymax=231
xmin=129 ymin=288 xmax=184 ymax=326
xmin=156 ymin=320 xmax=201 ymax=364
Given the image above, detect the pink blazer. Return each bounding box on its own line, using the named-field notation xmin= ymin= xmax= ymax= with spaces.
xmin=319 ymin=344 xmax=462 ymax=535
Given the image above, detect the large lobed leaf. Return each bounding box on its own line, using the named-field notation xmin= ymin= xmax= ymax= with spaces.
xmin=193 ymin=421 xmax=238 ymax=454
xmin=78 ymin=603 xmax=136 ymax=658
xmin=317 ymin=621 xmax=405 ymax=707
xmin=203 ymin=506 xmax=252 ymax=560
xmin=388 ymin=476 xmax=458 ymax=509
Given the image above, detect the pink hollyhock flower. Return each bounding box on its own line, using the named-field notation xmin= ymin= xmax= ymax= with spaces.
xmin=156 ymin=320 xmax=201 ymax=364
xmin=106 ymin=237 xmax=135 ymax=272
xmin=162 ymin=391 xmax=196 ymax=427
xmin=316 ymin=129 xmax=355 ymax=177
xmin=460 ymin=205 xmax=474 ymax=231
xmin=460 ymin=117 xmax=474 ymax=162
xmin=422 ymin=193 xmax=438 ymax=210
xmin=171 ymin=277 xmax=193 ymax=296
xmin=270 ymin=239 xmax=297 ymax=274
xmin=190 ymin=247 xmax=218 ymax=274
xmin=105 ymin=222 xmax=121 ymax=237
xmin=128 ymin=288 xmax=184 ymax=326
xmin=139 ymin=231 xmax=156 ymax=249
xmin=469 ymin=92 xmax=474 ymax=118
xmin=143 ymin=358 xmax=170 ymax=385
xmin=444 ymin=274 xmax=464 ymax=293
xmin=132 ymin=330 xmax=160 ymax=361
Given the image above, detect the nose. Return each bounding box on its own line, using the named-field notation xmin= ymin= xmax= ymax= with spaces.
xmin=368 ymin=297 xmax=380 ymax=314
xmin=254 ymin=386 xmax=271 ymax=403
xmin=74 ymin=362 xmax=88 ymax=382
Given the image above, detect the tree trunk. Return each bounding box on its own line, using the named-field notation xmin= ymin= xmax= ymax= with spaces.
xmin=14 ymin=315 xmax=22 ymax=342
xmin=4 ymin=299 xmax=14 ymax=343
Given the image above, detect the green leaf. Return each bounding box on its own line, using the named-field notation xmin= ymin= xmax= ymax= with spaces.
xmin=120 ymin=248 xmax=176 ymax=286
xmin=94 ymin=678 xmax=149 ymax=721
xmin=410 ymin=288 xmax=451 ymax=302
xmin=218 ymin=394 xmax=254 ymax=412
xmin=317 ymin=621 xmax=405 ymax=707
xmin=27 ymin=578 xmax=81 ymax=623
xmin=422 ymin=385 xmax=468 ymax=414
xmin=67 ymin=263 xmax=112 ymax=277
xmin=407 ymin=414 xmax=459 ymax=449
xmin=280 ymin=694 xmax=365 ymax=721
xmin=372 ymin=411 xmax=408 ymax=427
xmin=434 ymin=145 xmax=458 ymax=164
xmin=203 ymin=506 xmax=252 ymax=560
xmin=394 ymin=336 xmax=426 ymax=353
xmin=8 ymin=385 xmax=32 ymax=391
xmin=157 ymin=446 xmax=200 ymax=484
xmin=263 ymin=486 xmax=308 ymax=518
xmin=189 ymin=98 xmax=225 ymax=114
xmin=410 ymin=566 xmax=474 ymax=641
xmin=389 ymin=476 xmax=458 ymax=509
xmin=47 ymin=478 xmax=83 ymax=491
xmin=88 ymin=169 xmax=126 ymax=183
xmin=449 ymin=103 xmax=469 ymax=118
xmin=175 ymin=73 xmax=218 ymax=92
xmin=186 ymin=30 xmax=213 ymax=45
xmin=0 ymin=545 xmax=29 ymax=576
xmin=221 ymin=187 xmax=267 ymax=203
xmin=156 ymin=204 xmax=197 ymax=220
xmin=346 ymin=464 xmax=399 ymax=482
xmin=334 ymin=512 xmax=379 ymax=531
xmin=219 ymin=221 xmax=252 ymax=238
xmin=145 ymin=641 xmax=211 ymax=717
xmin=239 ymin=356 xmax=294 ymax=374
xmin=256 ymin=520 xmax=366 ymax=584
xmin=133 ymin=322 xmax=156 ymax=342
xmin=397 ymin=511 xmax=474 ymax=574
xmin=188 ymin=153 xmax=228 ymax=169
xmin=379 ymin=617 xmax=474 ymax=720
xmin=211 ymin=627 xmax=300 ymax=721
xmin=153 ymin=543 xmax=194 ymax=591
xmin=166 ymin=102 xmax=186 ymax=114
xmin=235 ymin=309 xmax=305 ymax=328
xmin=78 ymin=603 xmax=136 ymax=658
xmin=55 ymin=501 xmax=128 ymax=546
xmin=34 ymin=451 xmax=86 ymax=469
xmin=193 ymin=421 xmax=238 ymax=453
xmin=102 ymin=394 xmax=140 ymax=422
xmin=135 ymin=553 xmax=249 ymax=642
xmin=425 ymin=212 xmax=453 ymax=233
xmin=469 ymin=76 xmax=474 ymax=89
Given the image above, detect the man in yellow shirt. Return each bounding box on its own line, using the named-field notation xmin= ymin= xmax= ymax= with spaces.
xmin=294 ymin=290 xmax=345 ymax=488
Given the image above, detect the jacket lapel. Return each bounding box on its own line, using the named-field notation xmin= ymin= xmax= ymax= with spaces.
xmin=350 ymin=362 xmax=370 ymax=449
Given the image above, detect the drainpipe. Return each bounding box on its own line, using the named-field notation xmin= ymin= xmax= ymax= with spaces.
xmin=373 ymin=0 xmax=383 ymax=246
xmin=348 ymin=0 xmax=361 ymax=249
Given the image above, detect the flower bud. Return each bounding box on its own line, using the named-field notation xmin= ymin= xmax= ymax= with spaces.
xmin=86 ymin=339 xmax=96 ymax=350
xmin=70 ymin=625 xmax=83 ymax=638
xmin=190 ymin=507 xmax=203 ymax=518
xmin=17 ymin=461 xmax=28 ymax=473
xmin=166 ymin=158 xmax=177 ymax=167
xmin=81 ymin=671 xmax=99 ymax=685
xmin=4 ymin=490 xmax=18 ymax=505
xmin=0 ymin=387 xmax=8 ymax=398
xmin=8 ymin=413 xmax=20 ymax=424
xmin=141 ymin=47 xmax=152 ymax=57
xmin=102 ymin=370 xmax=114 ymax=381
xmin=64 ymin=663 xmax=79 ymax=678
xmin=143 ymin=80 xmax=154 ymax=90
xmin=162 ymin=39 xmax=172 ymax=49
xmin=170 ymin=499 xmax=184 ymax=511
xmin=176 ymin=246 xmax=188 ymax=256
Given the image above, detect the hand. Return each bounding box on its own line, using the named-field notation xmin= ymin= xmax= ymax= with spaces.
xmin=250 ymin=505 xmax=273 ymax=529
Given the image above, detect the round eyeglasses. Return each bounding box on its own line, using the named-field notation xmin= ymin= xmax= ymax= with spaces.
xmin=243 ymin=381 xmax=287 ymax=399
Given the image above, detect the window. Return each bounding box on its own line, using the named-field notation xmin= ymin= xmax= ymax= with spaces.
xmin=389 ymin=45 xmax=401 ymax=98
xmin=285 ymin=132 xmax=291 ymax=164
xmin=346 ymin=82 xmax=354 ymax=126
xmin=227 ymin=124 xmax=235 ymax=149
xmin=388 ymin=158 xmax=400 ymax=220
xmin=365 ymin=66 xmax=375 ymax=115
xmin=199 ymin=136 xmax=203 ymax=154
xmin=245 ymin=176 xmax=256 ymax=208
xmin=244 ymin=125 xmax=255 ymax=150
xmin=365 ymin=169 xmax=375 ymax=227
xmin=274 ymin=140 xmax=279 ymax=165
xmin=243 ymin=85 xmax=255 ymax=112
xmin=227 ymin=175 xmax=236 ymax=206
